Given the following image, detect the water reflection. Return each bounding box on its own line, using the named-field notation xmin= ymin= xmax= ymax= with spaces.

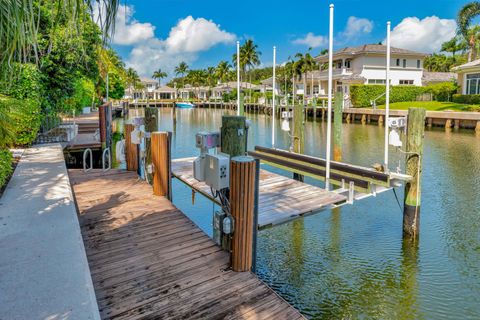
xmin=136 ymin=107 xmax=480 ymax=320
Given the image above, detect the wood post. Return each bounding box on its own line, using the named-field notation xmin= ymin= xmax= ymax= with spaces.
xmin=313 ymin=97 xmax=317 ymax=121
xmin=346 ymin=113 xmax=351 ymax=124
xmin=293 ymin=103 xmax=305 ymax=181
xmin=361 ymin=114 xmax=366 ymax=125
xmin=99 ymin=103 xmax=112 ymax=150
xmin=151 ymin=132 xmax=172 ymax=199
xmin=230 ymin=156 xmax=257 ymax=272
xmin=239 ymin=92 xmax=245 ymax=116
xmin=403 ymin=108 xmax=426 ymax=240
xmin=427 ymin=118 xmax=433 ymax=128
xmin=221 ymin=116 xmax=247 ymax=157
xmin=476 ymin=121 xmax=480 ymax=133
xmin=454 ymin=119 xmax=460 ymax=130
xmin=124 ymin=124 xmax=139 ymax=171
xmin=333 ymin=92 xmax=343 ymax=162
xmin=145 ymin=107 xmax=159 ymax=184
xmin=445 ymin=119 xmax=452 ymax=130
xmin=378 ymin=115 xmax=384 ymax=126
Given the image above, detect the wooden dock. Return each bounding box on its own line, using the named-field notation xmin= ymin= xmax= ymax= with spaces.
xmin=69 ymin=169 xmax=304 ymax=319
xmin=172 ymin=157 xmax=347 ymax=229
xmin=67 ymin=111 xmax=101 ymax=150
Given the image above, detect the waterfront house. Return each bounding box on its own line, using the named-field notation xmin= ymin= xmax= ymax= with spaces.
xmin=452 ymin=59 xmax=480 ymax=94
xmin=178 ymin=85 xmax=210 ymax=100
xmin=211 ymin=81 xmax=261 ymax=100
xmin=154 ymin=86 xmax=177 ymax=100
xmin=301 ymin=44 xmax=427 ymax=97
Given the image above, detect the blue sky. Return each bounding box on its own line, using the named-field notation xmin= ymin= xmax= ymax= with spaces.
xmin=109 ymin=0 xmax=470 ymax=78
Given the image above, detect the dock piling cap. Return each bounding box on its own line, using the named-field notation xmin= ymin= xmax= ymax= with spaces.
xmin=231 ymin=155 xmax=255 ymax=163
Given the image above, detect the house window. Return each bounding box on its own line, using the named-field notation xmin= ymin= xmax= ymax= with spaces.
xmin=368 ymin=79 xmax=386 ymax=84
xmin=417 ymin=60 xmax=421 ymax=68
xmin=466 ymin=73 xmax=480 ymax=94
xmin=396 ymin=59 xmax=400 ymax=67
xmin=313 ymin=85 xmax=319 ymax=94
xmin=399 ymin=80 xmax=414 ymax=85
xmin=345 ymin=60 xmax=351 ymax=68
xmin=403 ymin=59 xmax=407 ymax=68
xmin=336 ymin=61 xmax=342 ymax=69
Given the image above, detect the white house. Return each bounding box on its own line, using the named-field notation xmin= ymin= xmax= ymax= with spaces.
xmin=302 ymin=44 xmax=428 ymax=97
xmin=452 ymin=59 xmax=480 ymax=94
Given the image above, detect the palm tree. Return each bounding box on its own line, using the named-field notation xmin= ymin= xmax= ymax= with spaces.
xmin=0 ymin=0 xmax=119 ymax=76
xmin=441 ymin=36 xmax=467 ymax=60
xmin=295 ymin=50 xmax=316 ymax=106
xmin=174 ymin=62 xmax=189 ymax=88
xmin=152 ymin=69 xmax=167 ymax=86
xmin=215 ymin=61 xmax=231 ymax=84
xmin=233 ymin=40 xmax=261 ymax=101
xmin=125 ymin=67 xmax=140 ymax=98
xmin=457 ymin=2 xmax=480 ymax=61
xmin=186 ymin=70 xmax=206 ymax=101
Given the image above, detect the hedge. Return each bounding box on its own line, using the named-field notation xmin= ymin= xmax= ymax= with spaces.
xmin=350 ymin=82 xmax=458 ymax=107
xmin=0 ymin=95 xmax=41 ymax=146
xmin=0 ymin=149 xmax=13 ymax=189
xmin=452 ymin=94 xmax=480 ymax=105
xmin=350 ymin=85 xmax=427 ymax=107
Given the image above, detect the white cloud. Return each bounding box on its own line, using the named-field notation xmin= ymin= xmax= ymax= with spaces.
xmin=292 ymin=32 xmax=327 ymax=48
xmin=342 ymin=16 xmax=373 ymax=38
xmin=99 ymin=5 xmax=236 ymax=77
xmin=126 ymin=15 xmax=235 ymax=77
xmin=389 ymin=16 xmax=456 ymax=53
xmin=165 ymin=16 xmax=235 ymax=53
xmin=113 ymin=5 xmax=155 ymax=45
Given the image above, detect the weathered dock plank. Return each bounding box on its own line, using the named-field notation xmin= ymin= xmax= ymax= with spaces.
xmin=69 ymin=169 xmax=304 ymax=320
xmin=172 ymin=157 xmax=347 ymax=229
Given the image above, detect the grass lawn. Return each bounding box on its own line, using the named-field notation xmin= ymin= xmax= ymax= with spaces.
xmin=376 ymin=101 xmax=480 ymax=112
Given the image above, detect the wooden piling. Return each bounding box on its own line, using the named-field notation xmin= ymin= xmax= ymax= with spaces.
xmin=454 ymin=119 xmax=460 ymax=130
xmin=346 ymin=113 xmax=351 ymax=124
xmin=151 ymin=131 xmax=172 ymax=199
xmin=145 ymin=107 xmax=159 ymax=184
xmin=221 ymin=116 xmax=247 ymax=157
xmin=124 ymin=124 xmax=139 ymax=171
xmin=403 ymin=108 xmax=426 ymax=240
xmin=445 ymin=119 xmax=452 ymax=130
xmin=99 ymin=103 xmax=112 ymax=150
xmin=361 ymin=114 xmax=367 ymax=125
xmin=313 ymin=97 xmax=317 ymax=121
xmin=378 ymin=115 xmax=384 ymax=126
xmin=230 ymin=156 xmax=257 ymax=272
xmin=239 ymin=92 xmax=245 ymax=116
xmin=476 ymin=121 xmax=480 ymax=133
xmin=333 ymin=92 xmax=343 ymax=162
xmin=293 ymin=103 xmax=305 ymax=181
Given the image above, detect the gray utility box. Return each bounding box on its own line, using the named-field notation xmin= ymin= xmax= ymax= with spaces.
xmin=205 ymin=153 xmax=230 ymax=190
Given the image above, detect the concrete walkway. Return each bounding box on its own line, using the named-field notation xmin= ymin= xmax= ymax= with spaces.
xmin=0 ymin=144 xmax=100 ymax=320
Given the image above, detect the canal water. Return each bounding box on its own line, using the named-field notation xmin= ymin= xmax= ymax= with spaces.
xmin=124 ymin=107 xmax=480 ymax=319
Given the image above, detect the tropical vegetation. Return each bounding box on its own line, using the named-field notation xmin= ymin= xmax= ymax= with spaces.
xmin=0 ymin=0 xmax=122 ymax=188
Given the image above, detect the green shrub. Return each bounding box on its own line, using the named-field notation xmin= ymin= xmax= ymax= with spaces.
xmin=64 ymin=77 xmax=95 ymax=113
xmin=0 ymin=63 xmax=43 ymax=101
xmin=452 ymin=94 xmax=480 ymax=105
xmin=425 ymin=82 xmax=458 ymax=102
xmin=0 ymin=95 xmax=41 ymax=146
xmin=0 ymin=149 xmax=13 ymax=189
xmin=350 ymin=85 xmax=427 ymax=107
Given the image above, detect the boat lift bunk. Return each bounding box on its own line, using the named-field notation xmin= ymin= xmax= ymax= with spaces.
xmin=248 ymin=146 xmax=412 ymax=205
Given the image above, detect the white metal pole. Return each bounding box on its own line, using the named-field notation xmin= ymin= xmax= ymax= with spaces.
xmin=272 ymin=46 xmax=276 ymax=148
xmin=325 ymin=4 xmax=334 ymax=190
xmin=237 ymin=41 xmax=241 ymax=116
xmin=385 ymin=21 xmax=391 ymax=171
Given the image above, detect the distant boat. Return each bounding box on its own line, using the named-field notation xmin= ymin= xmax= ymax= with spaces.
xmin=176 ymin=102 xmax=195 ymax=108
